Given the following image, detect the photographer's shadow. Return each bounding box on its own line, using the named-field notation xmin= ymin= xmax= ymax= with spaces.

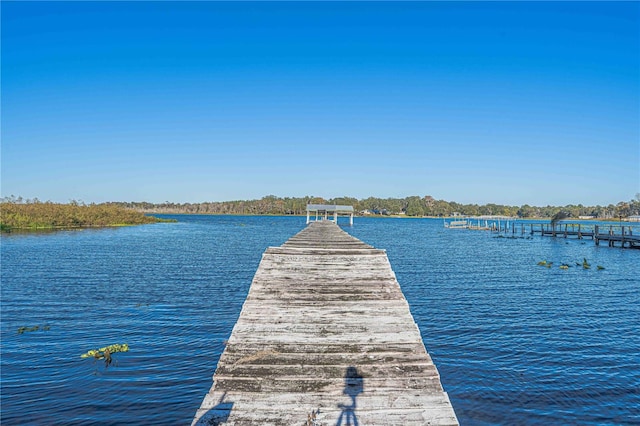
xmin=336 ymin=366 xmax=363 ymax=426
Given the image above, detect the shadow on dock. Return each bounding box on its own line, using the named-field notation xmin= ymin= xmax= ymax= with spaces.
xmin=336 ymin=366 xmax=364 ymax=426
xmin=198 ymin=392 xmax=233 ymax=426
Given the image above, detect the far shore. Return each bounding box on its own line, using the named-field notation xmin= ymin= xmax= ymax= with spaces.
xmin=138 ymin=211 xmax=639 ymax=222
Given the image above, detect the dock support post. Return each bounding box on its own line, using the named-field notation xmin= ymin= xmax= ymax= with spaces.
xmin=609 ymin=227 xmax=614 ymax=247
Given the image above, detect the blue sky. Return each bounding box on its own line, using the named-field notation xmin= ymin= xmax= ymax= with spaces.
xmin=2 ymin=2 xmax=638 ymax=206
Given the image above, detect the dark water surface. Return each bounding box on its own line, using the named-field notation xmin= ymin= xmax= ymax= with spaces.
xmin=1 ymin=216 xmax=638 ymax=425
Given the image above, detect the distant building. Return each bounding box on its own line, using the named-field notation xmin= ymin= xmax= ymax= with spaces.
xmin=629 ymin=215 xmax=640 ymax=222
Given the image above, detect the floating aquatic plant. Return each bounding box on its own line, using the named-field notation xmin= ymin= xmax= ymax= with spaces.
xmin=537 ymin=258 xmax=600 ymax=271
xmin=17 ymin=325 xmax=50 ymax=334
xmin=81 ymin=343 xmax=129 ymax=368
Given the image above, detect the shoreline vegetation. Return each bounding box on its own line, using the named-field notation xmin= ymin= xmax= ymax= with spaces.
xmin=113 ymin=194 xmax=639 ymax=220
xmin=0 ymin=200 xmax=175 ymax=232
xmin=2 ymin=194 xmax=639 ymax=233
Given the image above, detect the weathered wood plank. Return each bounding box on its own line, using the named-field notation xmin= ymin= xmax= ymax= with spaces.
xmin=193 ymin=221 xmax=458 ymax=425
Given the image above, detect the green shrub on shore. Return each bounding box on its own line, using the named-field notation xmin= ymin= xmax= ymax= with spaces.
xmin=0 ymin=200 xmax=174 ymax=232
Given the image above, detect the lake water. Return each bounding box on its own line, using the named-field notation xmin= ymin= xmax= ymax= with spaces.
xmin=1 ymin=215 xmax=638 ymax=425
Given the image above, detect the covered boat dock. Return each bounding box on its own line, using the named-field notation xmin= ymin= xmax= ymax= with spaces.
xmin=306 ymin=204 xmax=354 ymax=225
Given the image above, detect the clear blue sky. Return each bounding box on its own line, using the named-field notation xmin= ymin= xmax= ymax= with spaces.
xmin=2 ymin=1 xmax=638 ymax=206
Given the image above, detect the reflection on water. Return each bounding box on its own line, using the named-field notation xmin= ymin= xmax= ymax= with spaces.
xmin=1 ymin=215 xmax=639 ymax=425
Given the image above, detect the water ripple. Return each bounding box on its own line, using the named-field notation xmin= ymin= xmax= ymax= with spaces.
xmin=2 ymin=216 xmax=639 ymax=425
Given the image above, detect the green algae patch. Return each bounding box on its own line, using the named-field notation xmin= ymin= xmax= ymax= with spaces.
xmin=81 ymin=343 xmax=129 ymax=368
xmin=17 ymin=325 xmax=51 ymax=334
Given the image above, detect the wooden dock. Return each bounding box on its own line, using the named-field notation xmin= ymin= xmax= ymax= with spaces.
xmin=193 ymin=221 xmax=458 ymax=425
xmin=594 ymin=225 xmax=640 ymax=248
xmin=453 ymin=221 xmax=640 ymax=248
xmin=530 ymin=223 xmax=595 ymax=239
xmin=529 ymin=223 xmax=639 ymax=248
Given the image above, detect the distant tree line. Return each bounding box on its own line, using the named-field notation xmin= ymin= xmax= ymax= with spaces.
xmin=107 ymin=194 xmax=640 ymax=219
xmin=0 ymin=197 xmax=171 ymax=231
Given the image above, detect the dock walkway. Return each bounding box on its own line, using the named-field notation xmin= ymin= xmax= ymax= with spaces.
xmin=193 ymin=221 xmax=458 ymax=425
xmin=529 ymin=223 xmax=639 ymax=248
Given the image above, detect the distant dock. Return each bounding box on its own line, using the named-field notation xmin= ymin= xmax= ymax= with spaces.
xmin=444 ymin=215 xmax=515 ymax=231
xmin=529 ymin=223 xmax=639 ymax=248
xmin=193 ymin=221 xmax=458 ymax=425
xmin=444 ymin=217 xmax=639 ymax=249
